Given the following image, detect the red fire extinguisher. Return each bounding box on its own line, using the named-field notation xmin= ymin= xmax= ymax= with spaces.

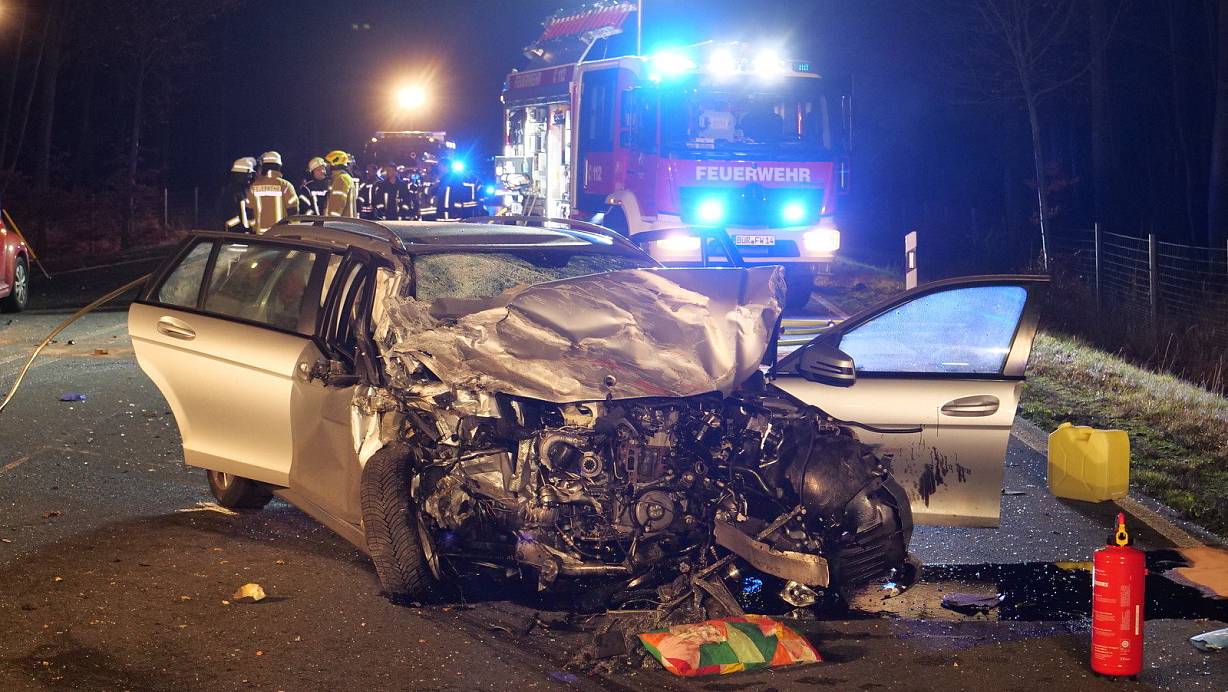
xmin=1091 ymin=512 xmax=1146 ymax=677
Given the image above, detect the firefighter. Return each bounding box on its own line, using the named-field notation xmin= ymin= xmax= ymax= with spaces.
xmin=298 ymin=157 xmax=330 ymax=216
xmin=222 ymin=156 xmax=257 ymax=232
xmin=357 ymin=163 xmax=379 ymax=219
xmin=324 ymin=150 xmax=358 ymax=217
xmin=246 ymin=151 xmax=299 ymax=233
xmin=371 ymin=165 xmax=404 ymax=220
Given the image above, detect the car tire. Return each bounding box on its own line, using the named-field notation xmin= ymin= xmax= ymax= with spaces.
xmin=783 ymin=267 xmax=814 ymax=310
xmin=1 ymin=256 xmax=29 ymax=313
xmin=206 ymin=469 xmax=273 ymax=509
xmin=360 ymin=443 xmax=434 ymax=603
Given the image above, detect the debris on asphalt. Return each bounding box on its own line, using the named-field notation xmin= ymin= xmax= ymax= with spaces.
xmin=92 ymin=348 xmax=109 ymax=356
xmin=1002 ymin=489 xmax=1027 ymax=496
xmin=1190 ymin=627 xmax=1228 ymax=652
xmin=41 ymin=511 xmax=61 ymax=519
xmin=638 ymin=615 xmax=820 ymax=677
xmin=548 ymin=671 xmax=579 ymax=684
xmin=590 ymin=630 xmax=629 ymax=659
xmin=1053 ymin=561 xmax=1092 ymax=571
xmin=232 ymin=583 xmax=267 ymax=602
xmin=58 ymin=392 xmax=86 ymax=402
xmin=940 ymin=592 xmax=1003 ymax=615
xmin=175 ymin=502 xmax=238 ymax=516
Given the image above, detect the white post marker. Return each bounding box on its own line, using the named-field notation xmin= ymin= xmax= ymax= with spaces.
xmin=905 ymin=230 xmax=918 ymax=290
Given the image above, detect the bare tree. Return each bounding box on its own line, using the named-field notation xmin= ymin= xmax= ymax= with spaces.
xmin=939 ymin=0 xmax=1118 ymax=268
xmin=104 ymin=0 xmax=238 ymax=248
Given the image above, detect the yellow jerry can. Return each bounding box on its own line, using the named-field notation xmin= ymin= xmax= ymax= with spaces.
xmin=1047 ymin=422 xmax=1130 ymax=502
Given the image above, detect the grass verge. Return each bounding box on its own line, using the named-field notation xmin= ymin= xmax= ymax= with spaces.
xmin=1021 ymin=332 xmax=1228 ymax=536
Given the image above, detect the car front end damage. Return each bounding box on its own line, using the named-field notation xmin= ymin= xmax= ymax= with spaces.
xmin=352 ymin=264 xmax=915 ymax=610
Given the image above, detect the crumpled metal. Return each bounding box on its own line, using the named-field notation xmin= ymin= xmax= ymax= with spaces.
xmin=381 ymin=266 xmax=783 ymax=403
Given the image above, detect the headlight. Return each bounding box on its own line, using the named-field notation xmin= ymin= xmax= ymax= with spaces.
xmin=658 ymin=234 xmax=702 ymax=253
xmin=802 ymin=226 xmax=840 ymax=254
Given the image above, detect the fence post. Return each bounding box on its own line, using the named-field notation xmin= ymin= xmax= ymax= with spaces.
xmin=193 ymin=187 xmax=199 ymax=228
xmin=163 ymin=188 xmax=169 ymax=228
xmin=1093 ymin=222 xmax=1102 ymax=308
xmin=1148 ymin=233 xmax=1159 ymax=338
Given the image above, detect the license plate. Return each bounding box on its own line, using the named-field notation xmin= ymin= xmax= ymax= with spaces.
xmin=735 ymin=235 xmax=776 ymax=246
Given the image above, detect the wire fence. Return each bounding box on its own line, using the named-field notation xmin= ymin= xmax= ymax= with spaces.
xmin=1049 ymin=224 xmax=1228 ymax=347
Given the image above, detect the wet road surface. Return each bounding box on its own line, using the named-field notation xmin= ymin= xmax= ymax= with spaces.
xmin=0 ymin=259 xmax=1225 ymax=690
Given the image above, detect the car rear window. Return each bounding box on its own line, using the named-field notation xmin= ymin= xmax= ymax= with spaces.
xmin=201 ymin=242 xmax=322 ymax=334
xmin=412 ymin=250 xmax=657 ymax=302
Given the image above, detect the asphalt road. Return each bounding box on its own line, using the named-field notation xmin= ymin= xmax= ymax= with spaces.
xmin=0 ymin=257 xmax=1224 ymax=691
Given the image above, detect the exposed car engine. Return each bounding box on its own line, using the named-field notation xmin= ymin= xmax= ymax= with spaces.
xmin=374 ymin=368 xmax=913 ymax=607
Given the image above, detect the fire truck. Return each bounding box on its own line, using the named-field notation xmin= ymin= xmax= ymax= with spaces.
xmin=497 ymin=2 xmax=851 ymax=308
xmin=364 ymin=131 xmax=485 ymax=220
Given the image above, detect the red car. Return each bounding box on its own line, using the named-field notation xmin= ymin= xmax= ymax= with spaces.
xmin=1 ymin=211 xmax=30 ymax=312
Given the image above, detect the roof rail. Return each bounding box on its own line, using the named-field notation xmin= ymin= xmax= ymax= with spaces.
xmin=277 ymin=215 xmax=408 ymax=253
xmin=466 ymin=215 xmax=639 ymax=250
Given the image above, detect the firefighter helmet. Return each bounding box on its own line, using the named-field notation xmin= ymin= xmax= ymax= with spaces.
xmin=306 ymin=156 xmax=327 ymax=174
xmin=260 ymin=151 xmax=283 ymax=167
xmin=230 ymin=157 xmax=257 ymax=174
xmin=325 ymin=150 xmax=352 ymax=168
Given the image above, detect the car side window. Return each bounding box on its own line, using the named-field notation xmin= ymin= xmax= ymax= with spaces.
xmin=837 ymin=286 xmax=1028 ymax=374
xmin=155 ymin=241 xmax=213 ymax=308
xmin=202 ymin=241 xmax=321 ymax=334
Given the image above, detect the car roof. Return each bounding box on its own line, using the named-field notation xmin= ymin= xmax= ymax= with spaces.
xmin=263 ymin=217 xmax=648 ymax=261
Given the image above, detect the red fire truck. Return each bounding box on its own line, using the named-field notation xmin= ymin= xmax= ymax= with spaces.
xmin=497 ymin=2 xmax=851 ymax=308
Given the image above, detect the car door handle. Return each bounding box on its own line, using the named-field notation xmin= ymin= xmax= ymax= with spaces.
xmin=940 ymin=394 xmax=999 ymax=417
xmin=156 ymin=317 xmax=196 ymax=340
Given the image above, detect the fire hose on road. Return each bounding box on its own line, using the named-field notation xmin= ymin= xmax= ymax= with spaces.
xmin=0 ymin=274 xmax=152 ymax=416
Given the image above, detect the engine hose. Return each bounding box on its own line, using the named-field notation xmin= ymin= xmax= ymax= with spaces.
xmin=830 ymin=417 xmax=923 ymax=435
xmin=0 ymin=274 xmax=151 ymax=416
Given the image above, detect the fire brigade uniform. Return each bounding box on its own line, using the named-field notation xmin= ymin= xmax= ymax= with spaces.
xmin=324 ymin=151 xmax=358 ymax=218
xmin=298 ymin=157 xmax=330 ymax=216
xmin=357 ymin=166 xmax=379 ymax=219
xmin=223 ymin=156 xmax=257 ymax=232
xmin=246 ymin=151 xmax=299 ymax=234
xmin=371 ymin=168 xmax=404 ymax=220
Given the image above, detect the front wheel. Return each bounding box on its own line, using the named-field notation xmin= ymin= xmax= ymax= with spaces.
xmin=206 ymin=469 xmax=273 ymax=509
xmin=360 ymin=444 xmax=435 ymax=603
xmin=1 ymin=257 xmax=29 ymax=312
xmin=783 ymin=267 xmax=815 ymax=310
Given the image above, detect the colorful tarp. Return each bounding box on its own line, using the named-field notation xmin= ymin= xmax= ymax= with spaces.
xmin=638 ymin=615 xmax=821 ymax=677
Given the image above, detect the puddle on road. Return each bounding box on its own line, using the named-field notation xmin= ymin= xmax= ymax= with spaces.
xmin=912 ymin=551 xmax=1228 ymax=622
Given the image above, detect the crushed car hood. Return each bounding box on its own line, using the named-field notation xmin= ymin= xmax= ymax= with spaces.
xmin=381 ymin=266 xmax=783 ymax=403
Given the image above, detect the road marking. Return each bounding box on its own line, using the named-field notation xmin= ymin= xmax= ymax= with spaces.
xmin=0 ymin=321 xmax=129 ymax=376
xmin=1010 ymin=418 xmax=1205 ymax=549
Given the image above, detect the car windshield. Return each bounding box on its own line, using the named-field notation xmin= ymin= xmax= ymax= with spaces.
xmin=413 ymin=250 xmax=658 ymax=302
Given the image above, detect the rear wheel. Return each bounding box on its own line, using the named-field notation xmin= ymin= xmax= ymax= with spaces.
xmin=1 ymin=256 xmax=29 ymax=312
xmin=361 ymin=444 xmax=435 ymax=603
xmin=206 ymin=469 xmax=273 ymax=509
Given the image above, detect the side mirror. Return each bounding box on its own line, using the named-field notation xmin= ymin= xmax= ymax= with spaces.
xmin=798 ymin=341 xmax=856 ymax=387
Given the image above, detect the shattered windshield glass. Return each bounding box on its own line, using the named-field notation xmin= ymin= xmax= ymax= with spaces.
xmin=412 ymin=251 xmax=658 ymax=302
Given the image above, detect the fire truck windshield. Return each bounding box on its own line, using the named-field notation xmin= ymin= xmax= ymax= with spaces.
xmin=646 ymin=76 xmax=843 ymax=161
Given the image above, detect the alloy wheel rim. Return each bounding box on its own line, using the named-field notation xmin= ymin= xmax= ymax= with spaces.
xmin=13 ymin=263 xmax=27 ymax=305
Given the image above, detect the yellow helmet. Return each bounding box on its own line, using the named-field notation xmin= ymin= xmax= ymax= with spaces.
xmin=325 ymin=150 xmax=352 ymax=168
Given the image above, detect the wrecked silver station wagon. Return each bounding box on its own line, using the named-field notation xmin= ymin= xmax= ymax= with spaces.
xmin=128 ymin=217 xmax=1045 ymax=609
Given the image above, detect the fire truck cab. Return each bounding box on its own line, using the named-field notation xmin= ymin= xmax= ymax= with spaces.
xmin=499 ymin=10 xmax=851 ymax=308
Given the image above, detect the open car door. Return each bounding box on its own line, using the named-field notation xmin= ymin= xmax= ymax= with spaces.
xmin=769 ymin=276 xmax=1047 ymax=527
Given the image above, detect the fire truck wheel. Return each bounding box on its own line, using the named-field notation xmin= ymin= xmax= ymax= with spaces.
xmin=784 ymin=267 xmax=816 ymax=310
xmin=601 ymin=207 xmax=629 ymax=237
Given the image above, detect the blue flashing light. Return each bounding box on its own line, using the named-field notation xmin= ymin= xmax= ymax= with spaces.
xmin=696 ymin=198 xmax=726 ymax=225
xmin=449 ymin=160 xmax=466 ymax=173
xmin=782 ymin=201 xmax=807 ymax=225
xmin=649 ymin=49 xmax=696 ymax=81
xmin=484 ymin=184 xmax=495 ymax=195
xmin=742 ymin=576 xmax=764 ymax=595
